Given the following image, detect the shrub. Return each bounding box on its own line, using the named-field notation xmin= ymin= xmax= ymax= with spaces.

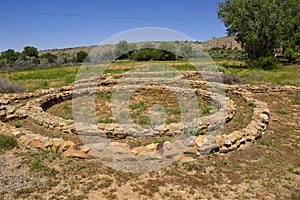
xmin=0 ymin=134 xmax=17 ymax=152
xmin=246 ymin=56 xmax=278 ymax=70
xmin=0 ymin=78 xmax=26 ymax=93
xmin=284 ymin=48 xmax=297 ymax=62
xmin=41 ymin=53 xmax=57 ymax=63
xmin=76 ymin=51 xmax=89 ymax=63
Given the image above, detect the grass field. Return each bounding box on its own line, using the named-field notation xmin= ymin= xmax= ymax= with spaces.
xmin=0 ymin=59 xmax=299 ymax=92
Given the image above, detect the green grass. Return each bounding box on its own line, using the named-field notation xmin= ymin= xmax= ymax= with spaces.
xmin=276 ymin=109 xmax=288 ymax=114
xmin=1 ymin=61 xmax=298 ymax=92
xmin=0 ymin=134 xmax=17 ymax=152
xmin=153 ymin=137 xmax=171 ymax=144
xmin=97 ymin=118 xmax=115 ymax=124
xmin=129 ymin=102 xmax=147 ymax=111
xmin=29 ymin=157 xmax=58 ymax=176
xmin=221 ymin=159 xmax=229 ymax=165
xmin=293 ymin=95 xmax=300 ymax=105
xmin=183 ymin=127 xmax=205 ymax=136
xmin=257 ymin=138 xmax=273 ymax=146
xmin=166 ymin=108 xmax=181 ymax=114
xmin=0 ymin=66 xmax=78 ymax=91
xmin=294 ymin=191 xmax=300 ymax=200
xmin=184 ymin=162 xmax=202 ymax=171
xmin=98 ymin=92 xmax=112 ymax=99
xmin=219 ymin=64 xmax=300 ymax=86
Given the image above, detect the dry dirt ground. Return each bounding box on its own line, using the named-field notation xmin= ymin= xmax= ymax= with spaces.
xmin=0 ymin=91 xmax=299 ymax=200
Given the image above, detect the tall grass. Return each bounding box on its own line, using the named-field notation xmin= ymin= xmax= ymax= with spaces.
xmin=0 ymin=134 xmax=17 ymax=152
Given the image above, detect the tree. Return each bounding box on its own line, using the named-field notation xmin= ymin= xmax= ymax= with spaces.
xmin=76 ymin=50 xmax=89 ymax=63
xmin=22 ymin=46 xmax=38 ymax=58
xmin=218 ymin=0 xmax=300 ymax=59
xmin=114 ymin=40 xmax=137 ymax=59
xmin=41 ymin=53 xmax=57 ymax=63
xmin=0 ymin=49 xmax=20 ymax=63
xmin=57 ymin=53 xmax=76 ymax=65
xmin=284 ymin=48 xmax=297 ymax=62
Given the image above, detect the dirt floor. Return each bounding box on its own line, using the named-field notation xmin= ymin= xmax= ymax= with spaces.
xmin=0 ymin=90 xmax=299 ymax=200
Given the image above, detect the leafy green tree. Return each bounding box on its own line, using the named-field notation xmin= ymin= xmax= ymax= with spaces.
xmin=76 ymin=50 xmax=89 ymax=63
xmin=58 ymin=53 xmax=76 ymax=65
xmin=41 ymin=53 xmax=57 ymax=63
xmin=0 ymin=49 xmax=20 ymax=63
xmin=131 ymin=49 xmax=177 ymax=61
xmin=284 ymin=48 xmax=297 ymax=62
xmin=114 ymin=40 xmax=137 ymax=59
xmin=218 ymin=0 xmax=300 ymax=59
xmin=22 ymin=46 xmax=38 ymax=58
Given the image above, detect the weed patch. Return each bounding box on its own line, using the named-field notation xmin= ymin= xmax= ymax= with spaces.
xmin=0 ymin=134 xmax=17 ymax=152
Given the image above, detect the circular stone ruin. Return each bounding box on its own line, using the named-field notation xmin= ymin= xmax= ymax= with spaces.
xmin=0 ymin=69 xmax=289 ymax=173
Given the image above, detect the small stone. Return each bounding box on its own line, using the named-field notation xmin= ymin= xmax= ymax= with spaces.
xmin=239 ymin=138 xmax=246 ymax=144
xmin=81 ymin=145 xmax=90 ymax=153
xmin=6 ymin=106 xmax=16 ymax=114
xmin=5 ymin=114 xmax=17 ymax=120
xmin=110 ymin=142 xmax=119 ymax=146
xmin=165 ymin=152 xmax=179 ymax=159
xmin=52 ymin=138 xmax=64 ymax=148
xmin=219 ymin=147 xmax=228 ymax=153
xmin=40 ymin=137 xmax=49 ymax=143
xmin=0 ymin=110 xmax=6 ymax=119
xmin=195 ymin=136 xmax=206 ymax=148
xmin=173 ymin=140 xmax=186 ymax=149
xmin=179 ymin=156 xmax=196 ymax=163
xmin=259 ymin=113 xmax=269 ymax=123
xmin=0 ymin=98 xmax=10 ymax=105
xmin=30 ymin=139 xmax=46 ymax=150
xmin=199 ymin=143 xmax=219 ymax=155
xmin=19 ymin=135 xmax=28 ymax=142
xmin=45 ymin=141 xmax=53 ymax=148
xmin=228 ymin=144 xmax=238 ymax=151
xmin=183 ymin=138 xmax=195 ymax=147
xmin=232 ymin=131 xmax=245 ymax=140
xmin=62 ymin=146 xmax=87 ymax=159
xmin=130 ymin=149 xmax=138 ymax=155
xmin=146 ymin=143 xmax=157 ymax=151
xmin=25 ymin=133 xmax=41 ymax=138
xmin=58 ymin=141 xmax=75 ymax=152
xmin=112 ymin=147 xmax=128 ymax=155
xmin=161 ymin=125 xmax=169 ymax=132
xmin=11 ymin=131 xmax=23 ymax=138
xmin=93 ymin=142 xmax=107 ymax=152
xmin=163 ymin=141 xmax=172 ymax=150
xmin=224 ymin=134 xmax=237 ymax=146
xmin=216 ymin=135 xmax=225 ymax=147
xmin=100 ymin=157 xmax=113 ymax=162
xmin=156 ymin=142 xmax=164 ymax=154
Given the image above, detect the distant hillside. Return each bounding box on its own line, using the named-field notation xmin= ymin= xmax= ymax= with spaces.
xmin=201 ymin=36 xmax=242 ymax=51
xmin=39 ymin=36 xmax=243 ymax=56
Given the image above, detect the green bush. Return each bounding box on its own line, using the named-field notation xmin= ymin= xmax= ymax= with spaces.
xmin=246 ymin=56 xmax=278 ymax=70
xmin=0 ymin=134 xmax=17 ymax=152
xmin=76 ymin=51 xmax=89 ymax=63
xmin=130 ymin=48 xmax=177 ymax=61
xmin=284 ymin=48 xmax=297 ymax=62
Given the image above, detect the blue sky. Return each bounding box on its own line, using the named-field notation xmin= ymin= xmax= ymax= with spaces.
xmin=0 ymin=0 xmax=226 ymax=52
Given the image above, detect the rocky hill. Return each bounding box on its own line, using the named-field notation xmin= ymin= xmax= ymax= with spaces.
xmin=200 ymin=36 xmax=242 ymax=51
xmin=39 ymin=36 xmax=242 ymax=56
